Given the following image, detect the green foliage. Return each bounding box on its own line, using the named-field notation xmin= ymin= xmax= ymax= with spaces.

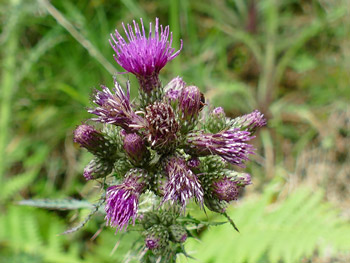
xmin=180 ymin=182 xmax=350 ymax=263
xmin=0 ymin=206 xmax=82 ymax=263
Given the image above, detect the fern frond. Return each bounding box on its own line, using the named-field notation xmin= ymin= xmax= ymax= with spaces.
xmin=0 ymin=207 xmax=83 ymax=263
xmin=182 ymin=185 xmax=350 ymax=263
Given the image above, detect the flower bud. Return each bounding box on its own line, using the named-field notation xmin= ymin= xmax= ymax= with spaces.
xmin=224 ymin=170 xmax=252 ymax=187
xmin=158 ymin=210 xmax=176 ymax=227
xmin=213 ymin=107 xmax=225 ymax=117
xmin=144 ymin=225 xmax=170 ymax=253
xmin=205 ymin=107 xmax=228 ymax=133
xmin=204 ymin=196 xmax=227 ymax=213
xmin=74 ymin=124 xmax=107 ymax=157
xmin=164 ymin=77 xmax=186 ymax=104
xmin=236 ymin=173 xmax=252 ymax=187
xmin=83 ymin=157 xmax=113 ymax=180
xmin=123 ymin=133 xmax=149 ymax=164
xmin=212 ymin=177 xmax=239 ymax=202
xmin=230 ymin=109 xmax=267 ymax=133
xmin=140 ymin=212 xmax=160 ymax=230
xmin=169 ymin=224 xmax=187 ymax=243
xmin=179 ymin=85 xmax=204 ymax=122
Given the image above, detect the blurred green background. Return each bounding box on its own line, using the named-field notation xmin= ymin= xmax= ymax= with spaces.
xmin=1 ymin=0 xmax=350 ymax=262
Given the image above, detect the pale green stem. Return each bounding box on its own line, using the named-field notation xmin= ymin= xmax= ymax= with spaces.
xmin=0 ymin=0 xmax=20 ymax=186
xmin=39 ymin=0 xmax=119 ymax=77
xmin=257 ymin=0 xmax=278 ymax=110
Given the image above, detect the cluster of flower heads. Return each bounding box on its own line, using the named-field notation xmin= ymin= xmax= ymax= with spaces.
xmin=74 ymin=18 xmax=266 ymax=258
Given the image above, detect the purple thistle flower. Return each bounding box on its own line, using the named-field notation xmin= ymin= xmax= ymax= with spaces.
xmin=213 ymin=107 xmax=225 ymax=117
xmin=187 ymin=129 xmax=255 ymax=167
xmin=163 ymin=157 xmax=203 ymax=209
xmin=164 ymin=76 xmax=186 ymax=102
xmin=110 ymin=18 xmax=183 ymax=93
xmin=74 ymin=124 xmax=107 ymax=156
xmin=88 ymin=80 xmax=145 ymax=132
xmin=105 ymin=169 xmax=146 ymax=232
xmin=231 ymin=109 xmax=267 ymax=133
xmin=145 ymin=102 xmax=179 ymax=150
xmin=145 ymin=236 xmax=161 ymax=250
xmin=123 ymin=133 xmax=149 ymax=164
xmin=144 ymin=225 xmax=169 ymax=252
xmin=212 ymin=177 xmax=240 ymax=202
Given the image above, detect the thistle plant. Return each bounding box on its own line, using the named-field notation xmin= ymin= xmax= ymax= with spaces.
xmin=73 ymin=18 xmax=266 ymax=262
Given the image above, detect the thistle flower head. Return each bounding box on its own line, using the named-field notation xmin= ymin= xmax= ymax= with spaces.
xmin=74 ymin=124 xmax=106 ymax=156
xmin=145 ymin=236 xmax=161 ymax=250
xmin=73 ymin=17 xmax=267 ymax=250
xmin=144 ymin=225 xmax=169 ymax=252
xmin=205 ymin=107 xmax=227 ymax=133
xmin=145 ymin=102 xmax=179 ymax=150
xmin=164 ymin=76 xmax=186 ymax=102
xmin=83 ymin=157 xmax=113 ymax=180
xmin=213 ymin=107 xmax=225 ymax=117
xmin=212 ymin=177 xmax=239 ymax=202
xmin=187 ymin=129 xmax=255 ymax=167
xmin=163 ymin=157 xmax=203 ymax=209
xmin=110 ymin=18 xmax=182 ymax=93
xmin=105 ymin=169 xmax=146 ymax=231
xmin=123 ymin=133 xmax=149 ymax=164
xmin=88 ymin=81 xmax=145 ymax=132
xmin=204 ymin=197 xmax=227 ymax=213
xmin=169 ymin=224 xmax=187 ymax=243
xmin=230 ymin=109 xmax=267 ymax=133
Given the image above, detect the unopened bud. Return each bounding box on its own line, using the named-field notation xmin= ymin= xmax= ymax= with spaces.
xmin=204 ymin=196 xmax=227 ymax=213
xmin=144 ymin=225 xmax=169 ymax=253
xmin=212 ymin=177 xmax=239 ymax=202
xmin=179 ymin=85 xmax=204 ymax=121
xmin=83 ymin=157 xmax=113 ymax=180
xmin=141 ymin=212 xmax=160 ymax=230
xmin=164 ymin=77 xmax=186 ymax=102
xmin=123 ymin=133 xmax=149 ymax=164
xmin=169 ymin=224 xmax=187 ymax=243
xmin=205 ymin=107 xmax=227 ymax=133
xmin=74 ymin=124 xmax=107 ymax=157
xmin=230 ymin=109 xmax=267 ymax=133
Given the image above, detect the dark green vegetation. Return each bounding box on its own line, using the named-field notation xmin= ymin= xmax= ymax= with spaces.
xmin=1 ymin=0 xmax=350 ymax=262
